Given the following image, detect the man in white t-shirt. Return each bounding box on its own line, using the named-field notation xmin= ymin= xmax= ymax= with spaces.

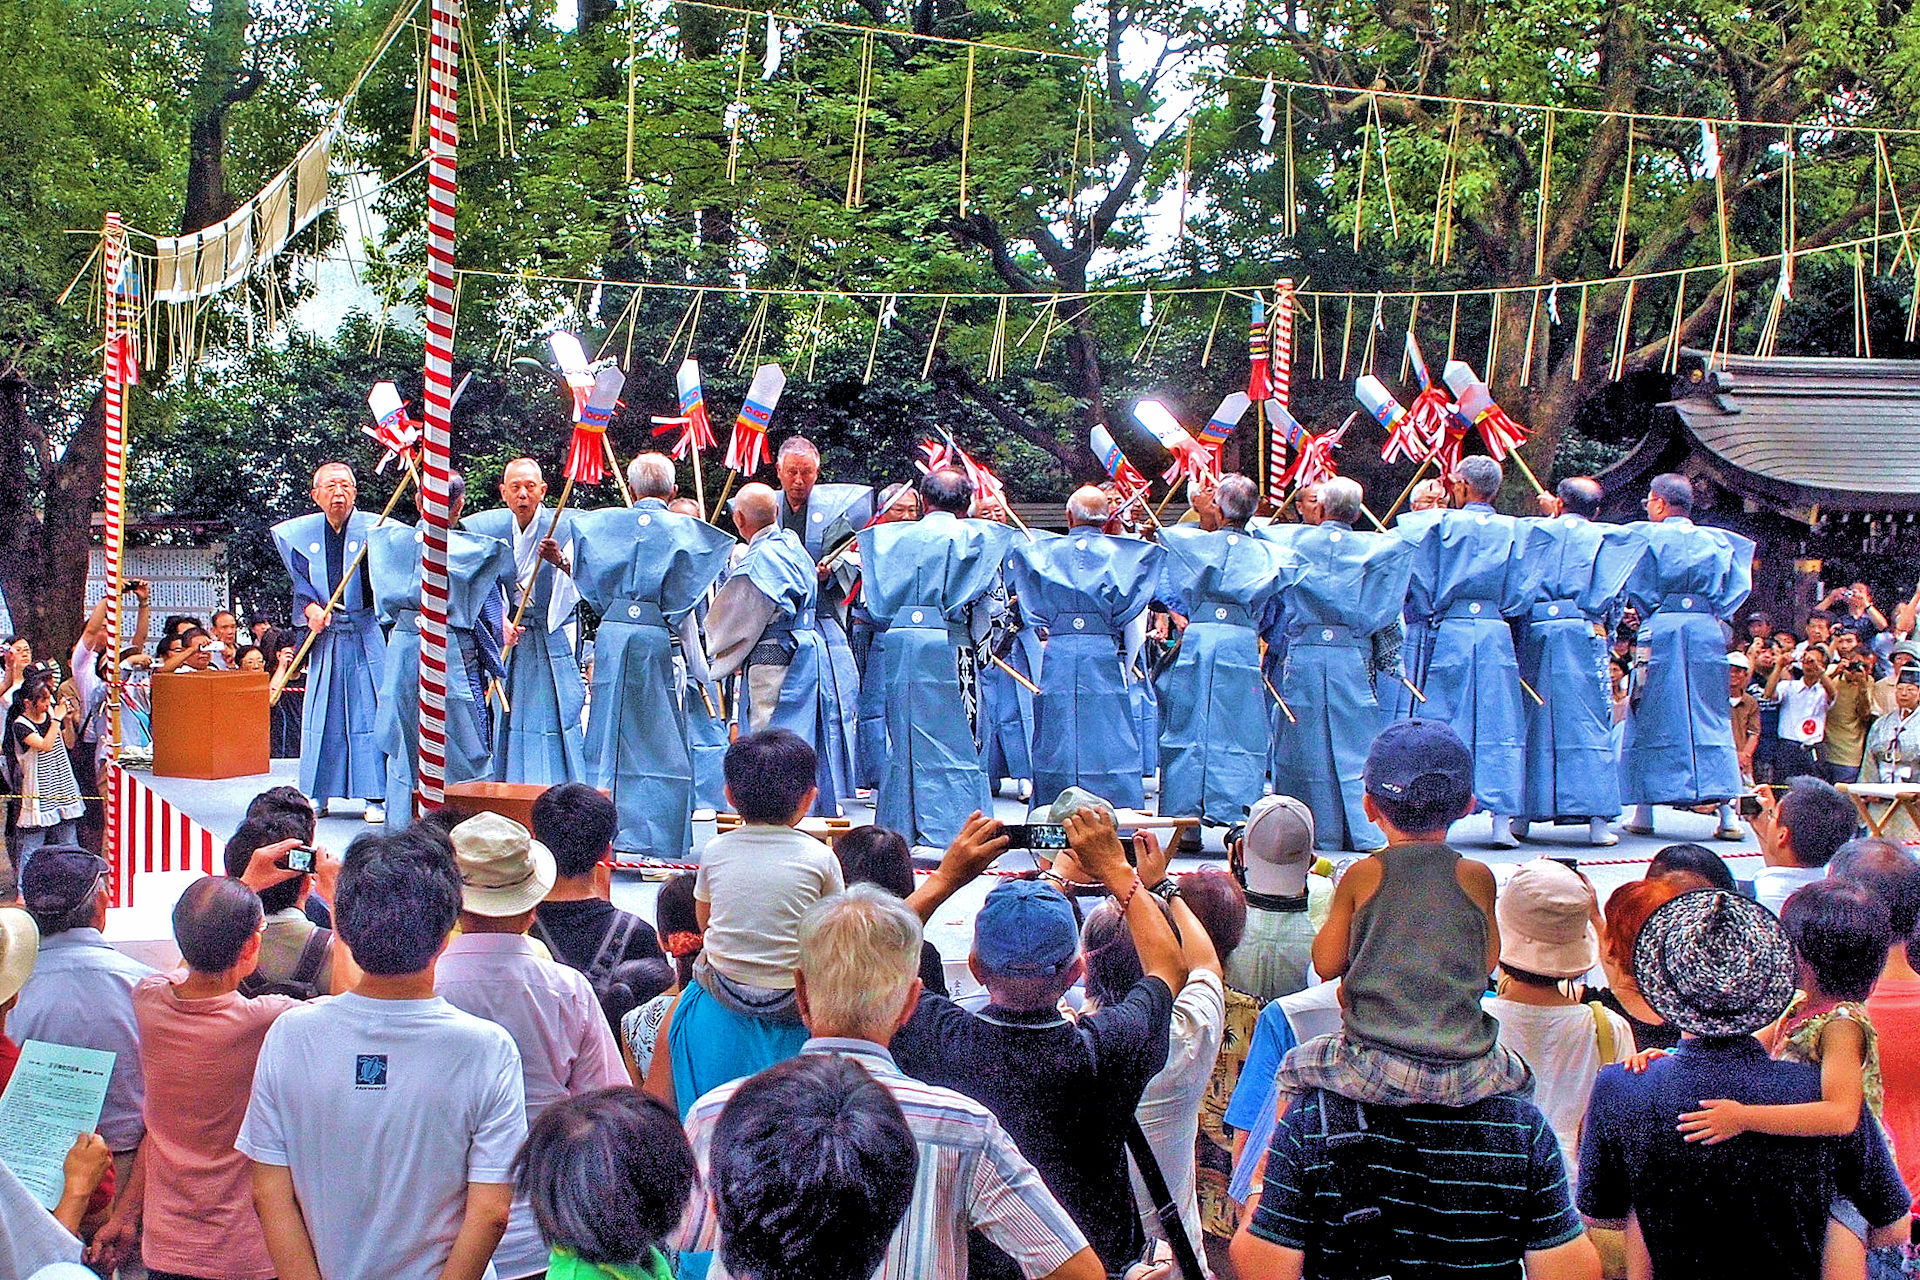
xmin=238 ymin=828 xmax=527 ymax=1280
xmin=435 ymin=812 xmax=626 ymax=1280
xmin=1767 ymin=642 xmax=1836 ymax=781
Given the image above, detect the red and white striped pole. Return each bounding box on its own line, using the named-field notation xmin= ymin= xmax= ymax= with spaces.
xmin=1267 ymin=278 xmax=1294 ymax=498
xmin=101 ymin=213 xmax=132 ymax=902
xmin=413 ymin=0 xmax=462 ymax=810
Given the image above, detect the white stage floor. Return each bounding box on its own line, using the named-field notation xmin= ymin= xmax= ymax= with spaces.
xmin=111 ymin=759 xmax=1762 ymax=979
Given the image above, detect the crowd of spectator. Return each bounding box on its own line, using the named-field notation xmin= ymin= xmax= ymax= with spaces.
xmin=8 ymin=706 xmax=1920 ymax=1280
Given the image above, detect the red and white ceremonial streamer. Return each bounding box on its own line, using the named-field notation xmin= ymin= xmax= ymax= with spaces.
xmin=106 ymin=764 xmax=218 ymax=908
xmin=100 ymin=213 xmax=132 ymax=895
xmin=413 ymin=0 xmax=462 ymax=810
xmin=1267 ymin=278 xmax=1294 ymax=498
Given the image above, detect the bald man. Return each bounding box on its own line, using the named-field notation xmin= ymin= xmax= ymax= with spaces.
xmin=569 ymin=454 xmax=735 ymax=859
xmin=1003 ymin=486 xmax=1164 ymax=808
xmin=461 ymin=457 xmax=588 ymax=784
xmin=270 ymin=463 xmax=388 ymax=817
xmin=706 ymin=482 xmax=840 ymax=814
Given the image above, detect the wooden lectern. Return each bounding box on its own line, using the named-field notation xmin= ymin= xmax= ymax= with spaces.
xmin=151 ymin=670 xmax=271 ymax=779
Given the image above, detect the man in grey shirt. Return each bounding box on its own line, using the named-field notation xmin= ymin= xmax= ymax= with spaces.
xmin=11 ymin=847 xmax=155 ymax=1216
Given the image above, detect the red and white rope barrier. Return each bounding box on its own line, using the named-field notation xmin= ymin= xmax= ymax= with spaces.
xmin=414 ymin=0 xmax=463 ymax=809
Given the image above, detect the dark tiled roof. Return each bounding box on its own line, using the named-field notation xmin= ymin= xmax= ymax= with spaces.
xmin=1661 ymin=350 xmax=1920 ymax=511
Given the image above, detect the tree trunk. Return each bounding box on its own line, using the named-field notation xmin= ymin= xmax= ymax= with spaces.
xmin=0 ymin=373 xmax=106 ymax=661
xmin=179 ymin=0 xmax=261 ymax=235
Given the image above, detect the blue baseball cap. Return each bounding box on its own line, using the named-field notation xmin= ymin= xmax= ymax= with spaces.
xmin=1364 ymin=719 xmax=1475 ymax=805
xmin=974 ymin=879 xmax=1080 ymax=977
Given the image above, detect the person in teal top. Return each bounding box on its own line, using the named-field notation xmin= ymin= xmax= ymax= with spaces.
xmin=516 ymin=1088 xmax=692 ymax=1280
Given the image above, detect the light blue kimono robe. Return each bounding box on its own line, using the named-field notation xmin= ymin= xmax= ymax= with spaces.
xmin=858 ymin=512 xmax=1014 ymax=846
xmin=573 ymin=500 xmax=734 ymax=859
xmin=979 ymin=598 xmax=1040 ymax=790
xmin=778 ymin=484 xmax=872 ymax=805
xmin=1518 ymin=515 xmax=1646 ymax=822
xmin=1394 ymin=505 xmax=1550 ymax=816
xmin=367 ymin=523 xmax=516 ymax=820
xmin=681 ymin=604 xmax=730 ymax=812
xmin=272 ymin=511 xmax=387 ymax=804
xmin=732 ymin=525 xmax=840 ymax=816
xmin=1259 ymin=521 xmax=1414 ymax=850
xmin=1619 ymin=517 xmax=1755 ymax=806
xmin=1008 ymin=530 xmax=1165 ymax=809
xmin=1154 ymin=526 xmax=1295 ymax=826
xmin=851 ymin=606 xmax=892 ymax=791
xmin=461 ymin=506 xmax=588 ymax=786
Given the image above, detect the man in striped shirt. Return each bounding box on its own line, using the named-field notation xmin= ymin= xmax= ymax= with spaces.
xmin=1230 ymin=1089 xmax=1597 ymax=1279
xmin=677 ymin=880 xmax=1103 ymax=1280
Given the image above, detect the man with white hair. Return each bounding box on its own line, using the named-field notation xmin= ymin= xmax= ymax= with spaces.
xmin=1157 ymin=474 xmax=1297 ymax=832
xmin=366 ymin=474 xmax=517 ymax=820
xmin=1005 ymin=486 xmax=1165 ymax=807
xmin=674 ymin=883 xmax=1103 ymax=1280
xmin=707 ymin=482 xmax=839 ymax=814
xmin=774 ymin=436 xmax=873 ymax=803
xmin=1391 ymin=457 xmax=1550 ymax=847
xmin=1516 ymin=477 xmax=1646 ymax=845
xmin=1619 ymin=472 xmax=1757 ymax=837
xmin=463 ymin=457 xmax=588 ymax=785
xmin=270 ymin=462 xmax=388 ymax=818
xmin=570 ymin=454 xmax=734 ymax=859
xmin=1258 ymin=477 xmax=1413 ymax=850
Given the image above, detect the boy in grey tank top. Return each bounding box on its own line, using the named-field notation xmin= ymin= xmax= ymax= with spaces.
xmin=1277 ymin=719 xmax=1532 ymax=1108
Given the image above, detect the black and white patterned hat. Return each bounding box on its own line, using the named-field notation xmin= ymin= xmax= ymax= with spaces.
xmin=1633 ymin=889 xmax=1796 ymax=1038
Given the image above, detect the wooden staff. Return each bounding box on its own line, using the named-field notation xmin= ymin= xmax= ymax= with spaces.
xmin=992 ymin=653 xmax=1041 ymax=696
xmin=710 ymin=470 xmax=740 ymax=524
xmin=602 ymin=435 xmax=634 ymax=506
xmin=1381 ymin=454 xmax=1437 ymax=523
xmin=1262 ymin=673 xmax=1297 ymax=724
xmin=1518 ymin=673 xmax=1546 ymax=706
xmin=1399 ymin=673 xmax=1428 ymax=703
xmin=1507 ymin=447 xmax=1548 ymax=499
xmin=689 ymin=439 xmax=708 ymax=517
xmin=270 ymin=469 xmax=418 ymax=701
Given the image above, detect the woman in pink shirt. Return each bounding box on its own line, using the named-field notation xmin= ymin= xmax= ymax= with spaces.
xmin=91 ymin=876 xmax=302 ymax=1278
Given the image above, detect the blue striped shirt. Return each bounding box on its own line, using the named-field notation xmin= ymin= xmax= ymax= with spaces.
xmin=1250 ymin=1089 xmax=1584 ymax=1276
xmin=678 ymin=1038 xmax=1088 ymax=1280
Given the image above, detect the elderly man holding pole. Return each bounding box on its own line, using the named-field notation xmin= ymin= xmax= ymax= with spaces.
xmin=858 ymin=467 xmax=1014 ymax=847
xmin=461 ymin=457 xmax=588 ymax=785
xmin=1620 ymin=472 xmax=1757 ymax=840
xmin=270 ymin=462 xmax=388 ymax=819
xmin=1391 ymin=456 xmax=1549 ymax=848
xmin=1259 ymin=477 xmax=1413 ymax=851
xmin=1006 ymin=485 xmax=1164 ymax=809
xmin=571 ymin=453 xmax=734 ymax=860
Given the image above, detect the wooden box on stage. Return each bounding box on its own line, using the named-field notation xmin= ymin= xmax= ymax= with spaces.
xmin=441 ymin=781 xmax=609 ymax=830
xmin=150 ymin=671 xmax=271 ymax=780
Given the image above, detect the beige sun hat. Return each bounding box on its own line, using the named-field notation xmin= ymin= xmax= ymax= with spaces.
xmin=449 ymin=812 xmax=556 ymax=917
xmin=0 ymin=907 xmax=40 ymax=1007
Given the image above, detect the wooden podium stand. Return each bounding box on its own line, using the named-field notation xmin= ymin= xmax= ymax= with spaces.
xmin=150 ymin=670 xmax=271 ymax=779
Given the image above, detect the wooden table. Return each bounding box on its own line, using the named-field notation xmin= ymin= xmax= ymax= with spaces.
xmin=441 ymin=781 xmax=611 ymax=831
xmin=712 ymin=809 xmax=1201 ymax=853
xmin=1839 ymin=783 xmax=1920 ymax=837
xmin=714 ymin=814 xmax=854 ymax=846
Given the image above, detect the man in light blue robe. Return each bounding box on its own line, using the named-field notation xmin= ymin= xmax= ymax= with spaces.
xmin=1007 ymin=485 xmax=1164 ymax=809
xmin=1155 ymin=474 xmax=1296 ymax=830
xmin=367 ymin=475 xmax=516 ymax=822
xmin=774 ymin=437 xmax=871 ymax=805
xmin=668 ymin=496 xmax=730 ymax=813
xmin=708 ymin=482 xmax=839 ymax=816
xmin=850 ymin=481 xmax=921 ymax=791
xmin=461 ymin=457 xmax=588 ymax=785
xmin=978 ymin=585 xmax=1040 ymax=798
xmin=572 ymin=454 xmax=734 ymax=860
xmin=1392 ymin=456 xmax=1549 ymax=847
xmin=270 ymin=462 xmax=388 ymax=817
xmin=1515 ymin=477 xmax=1647 ymax=845
xmin=1259 ymin=478 xmax=1413 ymax=851
xmin=1620 ymin=471 xmax=1756 ymax=839
xmin=857 ymin=467 xmax=1013 ymax=846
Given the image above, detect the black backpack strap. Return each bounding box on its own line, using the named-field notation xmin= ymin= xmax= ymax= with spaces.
xmin=1316 ymin=1092 xmax=1390 ymax=1280
xmin=585 ymin=913 xmax=640 ymax=986
xmin=528 ymin=912 xmax=563 ymax=961
xmin=291 ymin=927 xmax=332 ymax=988
xmin=1122 ymin=1117 xmax=1207 ymax=1280
xmin=1077 ymin=1020 xmax=1206 ymax=1280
